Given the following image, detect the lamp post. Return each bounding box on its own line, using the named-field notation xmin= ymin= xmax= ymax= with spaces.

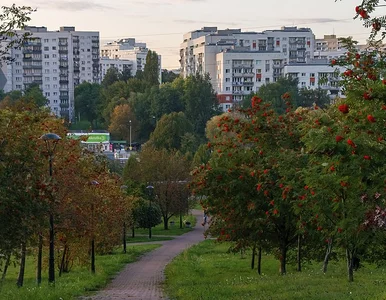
xmin=90 ymin=180 xmax=99 ymax=274
xmin=146 ymin=185 xmax=154 ymax=239
xmin=120 ymin=185 xmax=128 ymax=254
xmin=129 ymin=120 xmax=132 ymax=151
xmin=40 ymin=133 xmax=61 ymax=284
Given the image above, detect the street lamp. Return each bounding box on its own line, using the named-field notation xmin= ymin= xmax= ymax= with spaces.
xmin=90 ymin=180 xmax=99 ymax=274
xmin=146 ymin=185 xmax=154 ymax=239
xmin=129 ymin=120 xmax=132 ymax=151
xmin=120 ymin=185 xmax=128 ymax=254
xmin=40 ymin=132 xmax=61 ymax=284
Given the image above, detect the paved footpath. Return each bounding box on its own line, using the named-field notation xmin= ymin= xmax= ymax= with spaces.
xmin=86 ymin=209 xmax=206 ymax=300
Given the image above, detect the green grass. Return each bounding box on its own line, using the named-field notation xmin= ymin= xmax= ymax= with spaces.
xmin=135 ymin=214 xmax=197 ymax=237
xmin=164 ymin=240 xmax=386 ymax=300
xmin=68 ymin=120 xmax=92 ymax=130
xmin=127 ymin=236 xmax=174 ymax=243
xmin=1 ymin=244 xmax=160 ymax=300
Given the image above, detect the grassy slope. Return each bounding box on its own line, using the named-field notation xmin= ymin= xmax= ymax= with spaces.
xmin=135 ymin=214 xmax=197 ymax=236
xmin=165 ymin=240 xmax=386 ymax=300
xmin=1 ymin=244 xmax=159 ymax=300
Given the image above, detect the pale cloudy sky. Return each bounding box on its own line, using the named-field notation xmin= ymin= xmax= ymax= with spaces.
xmin=3 ymin=0 xmax=384 ymax=69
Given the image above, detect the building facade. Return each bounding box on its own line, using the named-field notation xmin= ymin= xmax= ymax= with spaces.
xmin=180 ymin=26 xmax=315 ymax=109
xmin=100 ymin=38 xmax=162 ymax=83
xmin=284 ymin=60 xmax=345 ymax=98
xmin=100 ymin=57 xmax=134 ymax=81
xmin=0 ymin=26 xmax=100 ymax=120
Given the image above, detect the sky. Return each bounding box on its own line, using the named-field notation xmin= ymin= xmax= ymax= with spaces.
xmin=3 ymin=0 xmax=384 ymax=69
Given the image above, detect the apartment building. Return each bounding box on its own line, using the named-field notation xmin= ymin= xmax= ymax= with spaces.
xmin=216 ymin=50 xmax=286 ymax=110
xmin=100 ymin=57 xmax=133 ymax=81
xmin=100 ymin=38 xmax=162 ymax=83
xmin=180 ymin=26 xmax=314 ymax=106
xmin=315 ymin=34 xmax=344 ymax=52
xmin=283 ymin=60 xmax=345 ymax=99
xmin=1 ymin=26 xmax=100 ymax=120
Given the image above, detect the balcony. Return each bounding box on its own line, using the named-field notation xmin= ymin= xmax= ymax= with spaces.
xmin=243 ymin=81 xmax=254 ymax=86
xmin=59 ymin=95 xmax=69 ymax=101
xmin=59 ymin=79 xmax=69 ymax=84
xmin=59 ymin=49 xmax=68 ymax=54
xmin=59 ymin=42 xmax=68 ymax=46
xmin=232 ymin=82 xmax=243 ymax=86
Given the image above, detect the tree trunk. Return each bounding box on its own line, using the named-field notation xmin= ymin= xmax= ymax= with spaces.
xmin=346 ymin=248 xmax=354 ymax=282
xmin=91 ymin=239 xmax=95 ymax=273
xmin=37 ymin=233 xmax=43 ymax=285
xmin=251 ymin=242 xmax=256 ymax=269
xmin=122 ymin=222 xmax=126 ymax=254
xmin=257 ymin=246 xmax=262 ymax=275
xmin=179 ymin=213 xmax=183 ymax=229
xmin=59 ymin=245 xmax=67 ymax=277
xmin=132 ymin=225 xmax=135 ymax=238
xmin=163 ymin=217 xmax=169 ymax=230
xmin=16 ymin=242 xmax=26 ymax=287
xmin=279 ymin=246 xmax=287 ymax=275
xmin=1 ymin=254 xmax=11 ymax=284
xmin=322 ymin=238 xmax=333 ymax=273
xmin=297 ymin=235 xmax=302 ymax=272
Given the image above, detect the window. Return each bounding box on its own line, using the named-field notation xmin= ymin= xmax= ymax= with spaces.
xmin=44 ymin=46 xmax=49 ymax=51
xmin=45 ymin=69 xmax=50 ymax=73
xmin=16 ymin=62 xmax=21 ymax=66
xmin=301 ymin=73 xmax=306 ymax=77
xmin=53 ymin=69 xmax=57 ymax=73
xmin=257 ymin=69 xmax=261 ymax=73
xmin=53 ymin=84 xmax=58 ymax=88
xmin=53 ymin=61 xmax=57 ymax=65
xmin=52 ymin=54 xmax=57 ymax=58
xmin=52 ymin=46 xmax=56 ymax=50
xmin=226 ymin=87 xmax=230 ymax=91
xmin=52 ymin=39 xmax=56 ymax=42
xmin=44 ymin=39 xmax=49 ymax=43
xmin=45 ymin=91 xmax=50 ymax=96
xmin=16 ymin=77 xmax=22 ymax=81
xmin=15 ymin=69 xmax=21 ymax=74
xmin=256 ymin=60 xmax=261 ymax=64
xmin=310 ymin=73 xmax=315 ymax=77
xmin=16 ymin=85 xmax=22 ymax=89
xmin=44 ymin=54 xmax=49 ymax=58
xmin=45 ymin=62 xmax=50 ymax=66
xmin=226 ymin=69 xmax=230 ymax=73
xmin=53 ymin=77 xmax=57 ymax=81
xmin=53 ymin=92 xmax=58 ymax=96
xmin=45 ymin=77 xmax=50 ymax=81
xmin=265 ymin=78 xmax=270 ymax=83
xmin=226 ymin=78 xmax=230 ymax=82
xmin=301 ymin=82 xmax=306 ymax=86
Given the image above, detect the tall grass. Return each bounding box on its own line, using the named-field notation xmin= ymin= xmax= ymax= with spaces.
xmin=165 ymin=240 xmax=386 ymax=300
xmin=1 ymin=244 xmax=159 ymax=300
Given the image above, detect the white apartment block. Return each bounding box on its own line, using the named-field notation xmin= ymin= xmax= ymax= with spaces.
xmin=100 ymin=58 xmax=134 ymax=81
xmin=283 ymin=61 xmax=346 ymax=99
xmin=0 ymin=26 xmax=100 ymax=120
xmin=101 ymin=38 xmax=162 ymax=83
xmin=180 ymin=26 xmax=315 ymax=110
xmin=215 ymin=50 xmax=285 ymax=111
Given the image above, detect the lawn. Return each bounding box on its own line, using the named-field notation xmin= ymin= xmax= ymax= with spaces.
xmin=0 ymin=244 xmax=160 ymax=300
xmin=164 ymin=240 xmax=386 ymax=300
xmin=135 ymin=214 xmax=197 ymax=237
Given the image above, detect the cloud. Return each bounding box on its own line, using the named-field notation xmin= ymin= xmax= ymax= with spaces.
xmin=30 ymin=0 xmax=112 ymax=11
xmin=280 ymin=18 xmax=347 ymax=24
xmin=174 ymin=19 xmax=240 ymax=26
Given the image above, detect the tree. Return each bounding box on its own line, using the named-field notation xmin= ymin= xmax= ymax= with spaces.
xmin=191 ymin=95 xmax=307 ymax=275
xmin=133 ymin=199 xmax=162 ymax=229
xmin=298 ymin=87 xmax=331 ymax=108
xmin=118 ymin=68 xmax=132 ymax=82
xmin=151 ymin=83 xmax=184 ymax=119
xmin=183 ymin=73 xmax=220 ymax=137
xmin=162 ymin=69 xmax=179 ymax=83
xmin=256 ymin=76 xmax=300 ymax=114
xmin=24 ymin=83 xmax=48 ymax=107
xmin=74 ymin=82 xmax=101 ymax=128
xmin=125 ymin=146 xmax=190 ymax=229
xmin=143 ymin=50 xmax=160 ymax=86
xmin=108 ymin=104 xmax=138 ymax=142
xmin=0 ymin=5 xmax=35 ymax=65
xmin=147 ymin=112 xmax=193 ymax=151
xmin=101 ymin=67 xmax=120 ymax=88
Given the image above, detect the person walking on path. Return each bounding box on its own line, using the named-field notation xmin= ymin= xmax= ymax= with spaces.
xmin=86 ymin=209 xmax=206 ymax=300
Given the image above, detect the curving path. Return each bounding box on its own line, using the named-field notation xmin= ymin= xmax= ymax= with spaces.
xmin=86 ymin=209 xmax=206 ymax=300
